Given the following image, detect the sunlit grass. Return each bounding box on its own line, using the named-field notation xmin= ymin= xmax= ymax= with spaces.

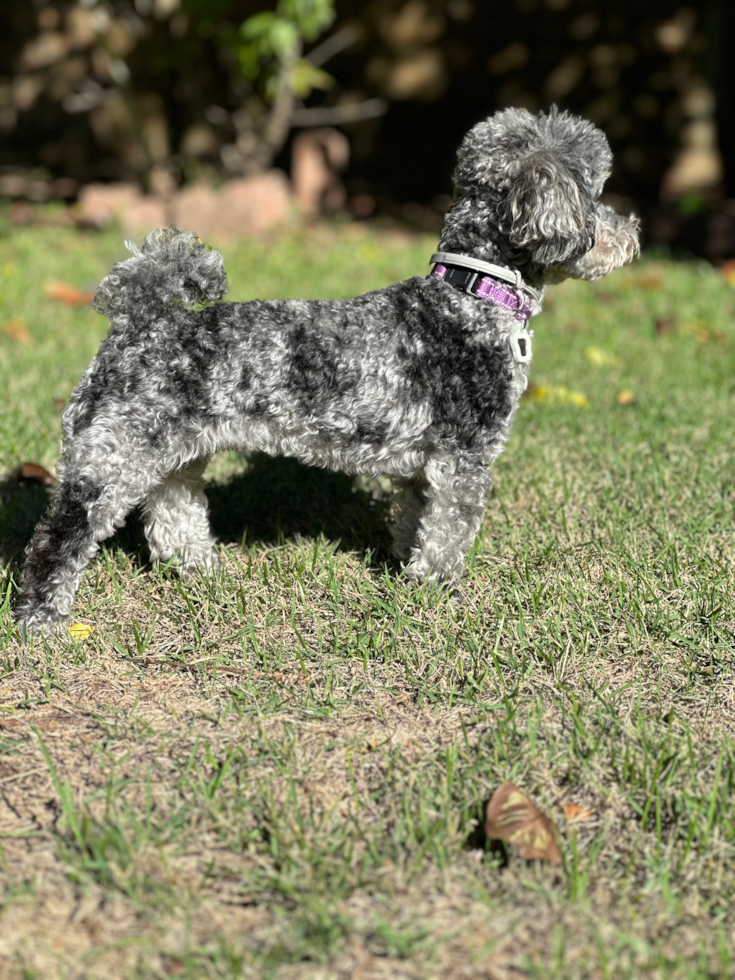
xmin=0 ymin=217 xmax=734 ymax=978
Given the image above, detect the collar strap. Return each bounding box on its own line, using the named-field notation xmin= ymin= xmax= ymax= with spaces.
xmin=430 ymin=251 xmax=541 ymax=304
xmin=430 ymin=259 xmax=535 ymax=322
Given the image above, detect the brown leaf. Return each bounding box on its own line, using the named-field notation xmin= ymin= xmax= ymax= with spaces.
xmin=44 ymin=282 xmax=95 ymax=305
xmin=2 ymin=319 xmax=32 ymax=343
xmin=18 ymin=462 xmax=55 ymax=486
xmin=162 ymin=958 xmax=186 ymax=977
xmin=655 ymin=317 xmax=673 ymax=335
xmin=485 ymin=780 xmax=562 ymax=863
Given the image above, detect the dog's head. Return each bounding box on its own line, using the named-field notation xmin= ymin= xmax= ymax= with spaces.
xmin=450 ymin=106 xmax=639 ymax=281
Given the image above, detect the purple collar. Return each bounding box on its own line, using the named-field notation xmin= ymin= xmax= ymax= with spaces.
xmin=430 ymin=261 xmax=534 ymax=323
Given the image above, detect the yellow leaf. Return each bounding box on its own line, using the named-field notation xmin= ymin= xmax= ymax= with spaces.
xmin=68 ymin=623 xmax=94 ymax=640
xmin=584 ymin=345 xmax=619 ymax=367
xmin=531 ymin=384 xmax=589 ymax=408
xmin=617 ymin=388 xmax=635 ymax=406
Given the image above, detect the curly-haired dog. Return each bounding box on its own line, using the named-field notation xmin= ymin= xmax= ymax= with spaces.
xmin=16 ymin=107 xmax=639 ymax=632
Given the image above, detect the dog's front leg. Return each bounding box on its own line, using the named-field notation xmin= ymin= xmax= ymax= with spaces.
xmin=403 ymin=452 xmax=490 ymax=588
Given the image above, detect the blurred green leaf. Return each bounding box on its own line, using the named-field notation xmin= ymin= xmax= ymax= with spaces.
xmin=236 ymin=0 xmax=335 ymax=101
xmin=240 ymin=12 xmax=277 ymax=41
xmin=269 ymin=19 xmax=300 ymax=57
xmin=291 ymin=60 xmax=333 ymax=97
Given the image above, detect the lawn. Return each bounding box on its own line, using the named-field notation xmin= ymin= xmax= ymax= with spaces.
xmin=0 ymin=215 xmax=734 ymax=979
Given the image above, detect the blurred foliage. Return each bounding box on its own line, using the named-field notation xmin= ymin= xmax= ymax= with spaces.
xmin=238 ymin=0 xmax=334 ymax=90
xmin=0 ymin=0 xmax=732 ymax=224
xmin=0 ymin=0 xmax=343 ymax=185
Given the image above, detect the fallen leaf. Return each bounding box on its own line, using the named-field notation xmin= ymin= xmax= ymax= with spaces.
xmin=655 ymin=317 xmax=673 ymax=335
xmin=18 ymin=462 xmax=55 ymax=486
xmin=616 ymin=389 xmax=636 ymax=406
xmin=44 ymin=282 xmax=95 ymax=305
xmin=679 ymin=319 xmax=727 ymax=344
xmin=637 ymin=269 xmax=663 ymax=290
xmin=584 ymin=345 xmax=619 ymax=367
xmin=485 ymin=781 xmax=562 ymax=863
xmin=2 ymin=319 xmax=31 ymax=343
xmin=565 ymin=803 xmax=592 ymax=822
xmin=162 ymin=958 xmax=186 ymax=977
xmin=530 ymin=385 xmax=590 ymax=408
xmin=68 ymin=623 xmax=95 ymax=640
xmin=721 ymin=260 xmax=735 ymax=286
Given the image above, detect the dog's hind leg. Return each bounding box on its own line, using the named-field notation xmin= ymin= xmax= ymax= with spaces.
xmin=142 ymin=456 xmax=218 ymax=572
xmin=15 ymin=434 xmax=167 ymax=633
xmin=15 ymin=476 xmax=106 ymax=632
xmin=403 ymin=454 xmax=490 ymax=588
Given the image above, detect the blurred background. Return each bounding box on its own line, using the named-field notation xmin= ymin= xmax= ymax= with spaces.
xmin=1 ymin=0 xmax=734 ymax=257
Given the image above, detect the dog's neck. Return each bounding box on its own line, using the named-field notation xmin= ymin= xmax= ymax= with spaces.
xmin=435 ymin=199 xmax=543 ymax=310
xmin=437 ymin=196 xmax=540 ymax=289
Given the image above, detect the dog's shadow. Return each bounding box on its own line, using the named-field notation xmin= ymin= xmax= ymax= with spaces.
xmin=207 ymin=455 xmax=391 ymax=557
xmin=0 ymin=454 xmax=394 ymax=574
xmin=0 ymin=476 xmax=51 ymax=570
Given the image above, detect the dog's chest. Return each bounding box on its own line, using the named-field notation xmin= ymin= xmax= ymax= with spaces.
xmin=395 ymin=316 xmax=528 ymax=451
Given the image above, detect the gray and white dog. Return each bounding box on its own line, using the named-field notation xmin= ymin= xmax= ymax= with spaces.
xmin=15 ymin=106 xmax=639 ymax=632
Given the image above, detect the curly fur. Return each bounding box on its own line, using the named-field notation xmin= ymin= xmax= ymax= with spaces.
xmin=15 ymin=106 xmax=639 ymax=632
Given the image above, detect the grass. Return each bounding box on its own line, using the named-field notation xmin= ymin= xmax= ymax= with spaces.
xmin=0 ymin=212 xmax=734 ymax=979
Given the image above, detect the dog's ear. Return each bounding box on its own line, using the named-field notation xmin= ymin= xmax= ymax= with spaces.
xmin=500 ymin=152 xmax=596 ymax=265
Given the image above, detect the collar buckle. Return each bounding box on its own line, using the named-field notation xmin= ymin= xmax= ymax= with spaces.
xmin=430 ymin=251 xmax=541 ymax=305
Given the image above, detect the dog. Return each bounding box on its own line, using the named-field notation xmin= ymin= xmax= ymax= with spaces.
xmin=15 ymin=106 xmax=639 ymax=633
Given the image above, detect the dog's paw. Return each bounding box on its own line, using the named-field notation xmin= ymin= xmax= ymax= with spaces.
xmin=403 ymin=560 xmax=464 ymax=593
xmin=183 ymin=549 xmax=222 ymax=575
xmin=158 ymin=545 xmax=221 ymax=576
xmin=14 ymin=610 xmax=71 ymax=641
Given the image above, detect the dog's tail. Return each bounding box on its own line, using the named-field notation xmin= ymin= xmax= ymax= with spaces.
xmin=93 ymin=226 xmax=228 ymax=324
